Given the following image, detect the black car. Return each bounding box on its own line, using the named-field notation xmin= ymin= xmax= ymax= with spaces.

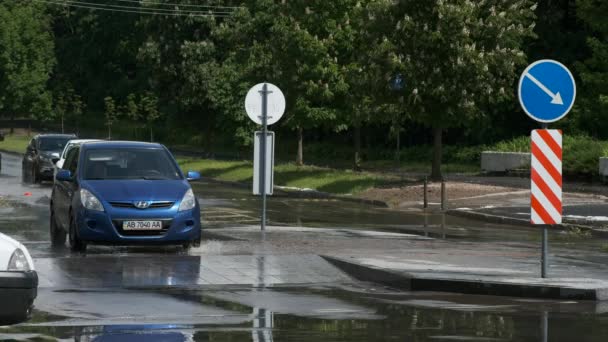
xmin=22 ymin=134 xmax=76 ymax=183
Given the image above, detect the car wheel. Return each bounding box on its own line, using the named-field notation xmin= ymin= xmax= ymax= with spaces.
xmin=69 ymin=217 xmax=87 ymax=252
xmin=33 ymin=166 xmax=40 ymax=184
xmin=22 ymin=163 xmax=29 ymax=183
xmin=50 ymin=209 xmax=66 ymax=247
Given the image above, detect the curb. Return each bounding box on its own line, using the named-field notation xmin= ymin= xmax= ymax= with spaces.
xmin=0 ymin=149 xmax=22 ymax=157
xmin=200 ymin=178 xmax=389 ymax=208
xmin=321 ymin=255 xmax=608 ymax=301
xmin=446 ymin=209 xmax=608 ymax=238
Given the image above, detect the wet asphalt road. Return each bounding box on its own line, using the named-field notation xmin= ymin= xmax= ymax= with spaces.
xmin=2 ymin=151 xmax=608 ymax=341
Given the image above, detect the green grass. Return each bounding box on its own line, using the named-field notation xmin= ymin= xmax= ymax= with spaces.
xmin=0 ymin=134 xmax=31 ymax=154
xmin=177 ymin=157 xmax=395 ymax=194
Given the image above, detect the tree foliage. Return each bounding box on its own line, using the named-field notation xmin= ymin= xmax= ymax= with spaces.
xmin=376 ymin=0 xmax=536 ymax=178
xmin=5 ymin=0 xmax=607 ymax=175
xmin=0 ymin=1 xmax=55 ymax=119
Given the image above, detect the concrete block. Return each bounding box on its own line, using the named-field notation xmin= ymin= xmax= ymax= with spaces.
xmin=599 ymin=158 xmax=608 ymax=178
xmin=481 ymin=151 xmax=531 ymax=172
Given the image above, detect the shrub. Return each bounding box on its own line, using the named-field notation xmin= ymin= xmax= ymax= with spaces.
xmin=489 ymin=134 xmax=608 ymax=176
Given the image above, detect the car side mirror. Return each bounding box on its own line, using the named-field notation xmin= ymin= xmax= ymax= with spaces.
xmin=56 ymin=170 xmax=72 ymax=182
xmin=186 ymin=171 xmax=200 ymax=181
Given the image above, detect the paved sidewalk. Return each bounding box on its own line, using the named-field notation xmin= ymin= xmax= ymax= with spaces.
xmin=169 ymin=225 xmax=608 ymax=300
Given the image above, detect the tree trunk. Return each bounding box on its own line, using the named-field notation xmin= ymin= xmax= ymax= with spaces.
xmin=431 ymin=127 xmax=443 ymax=181
xmin=395 ymin=125 xmax=401 ymax=166
xmin=108 ymin=124 xmax=112 ymax=140
xmin=150 ymin=127 xmax=153 ymax=142
xmin=10 ymin=115 xmax=14 ymax=134
xmin=354 ymin=123 xmax=362 ymax=171
xmin=61 ymin=116 xmax=64 ymax=134
xmin=296 ymin=126 xmax=303 ymax=166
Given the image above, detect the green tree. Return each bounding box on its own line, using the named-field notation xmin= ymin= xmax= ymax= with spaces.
xmin=217 ymin=0 xmax=345 ymax=165
xmin=140 ymin=92 xmax=162 ymax=142
xmin=0 ymin=1 xmax=55 ymax=126
xmin=576 ymin=0 xmax=608 ymax=138
xmin=379 ymin=0 xmax=536 ymax=179
xmin=104 ymin=96 xmax=117 ymax=139
xmin=52 ymin=87 xmax=85 ymax=134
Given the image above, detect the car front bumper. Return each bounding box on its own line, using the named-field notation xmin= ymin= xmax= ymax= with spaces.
xmin=76 ymin=208 xmax=202 ymax=245
xmin=0 ymin=271 xmax=38 ymax=325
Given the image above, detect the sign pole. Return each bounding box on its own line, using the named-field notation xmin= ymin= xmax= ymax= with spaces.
xmin=245 ymin=82 xmax=285 ymax=233
xmin=540 ymin=124 xmax=549 ymax=278
xmin=519 ymin=59 xmax=574 ymax=279
xmin=260 ymin=83 xmax=269 ymax=232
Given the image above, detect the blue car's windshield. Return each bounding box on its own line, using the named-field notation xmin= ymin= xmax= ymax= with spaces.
xmin=83 ymin=148 xmax=182 ymax=180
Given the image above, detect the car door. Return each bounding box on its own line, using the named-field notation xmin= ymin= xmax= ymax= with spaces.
xmin=54 ymin=147 xmax=80 ymax=229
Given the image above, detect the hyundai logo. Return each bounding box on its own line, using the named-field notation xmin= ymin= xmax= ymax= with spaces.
xmin=133 ymin=201 xmax=150 ymax=209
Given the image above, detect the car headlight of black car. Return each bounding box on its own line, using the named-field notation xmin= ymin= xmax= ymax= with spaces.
xmin=40 ymin=156 xmax=54 ymax=167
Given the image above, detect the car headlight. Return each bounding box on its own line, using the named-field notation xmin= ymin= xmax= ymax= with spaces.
xmin=40 ymin=156 xmax=53 ymax=165
xmin=80 ymin=189 xmax=104 ymax=211
xmin=8 ymin=249 xmax=31 ymax=271
xmin=178 ymin=189 xmax=196 ymax=212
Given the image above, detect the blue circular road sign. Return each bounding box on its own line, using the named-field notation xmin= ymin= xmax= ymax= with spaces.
xmin=518 ymin=59 xmax=576 ymax=123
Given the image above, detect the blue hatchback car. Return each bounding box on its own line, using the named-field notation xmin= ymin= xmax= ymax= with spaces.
xmin=50 ymin=141 xmax=201 ymax=252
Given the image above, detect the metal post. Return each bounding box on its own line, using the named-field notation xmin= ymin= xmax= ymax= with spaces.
xmin=423 ymin=177 xmax=428 ymax=209
xmin=541 ymin=311 xmax=548 ymax=342
xmin=541 ymin=122 xmax=548 ymax=278
xmin=260 ymin=83 xmax=269 ymax=231
xmin=441 ymin=178 xmax=447 ymax=211
xmin=542 ymin=226 xmax=548 ymax=278
xmin=441 ymin=213 xmax=446 ymax=239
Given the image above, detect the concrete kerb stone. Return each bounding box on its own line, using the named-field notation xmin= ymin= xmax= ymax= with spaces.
xmin=322 ymin=255 xmax=414 ymax=290
xmin=446 ymin=208 xmax=608 ymax=238
xmin=321 ymin=255 xmax=608 ymax=301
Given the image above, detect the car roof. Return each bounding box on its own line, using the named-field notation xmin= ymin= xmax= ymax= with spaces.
xmin=81 ymin=141 xmax=164 ymax=149
xmin=35 ymin=134 xmax=77 ymax=139
xmin=67 ymin=139 xmax=102 ymax=144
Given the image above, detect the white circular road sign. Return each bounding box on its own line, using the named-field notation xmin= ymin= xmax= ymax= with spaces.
xmin=245 ymin=83 xmax=286 ymax=125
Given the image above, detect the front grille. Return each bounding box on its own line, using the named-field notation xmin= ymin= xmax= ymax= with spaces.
xmin=109 ymin=201 xmax=175 ymax=209
xmin=149 ymin=201 xmax=174 ymax=208
xmin=109 ymin=202 xmax=133 ymax=208
xmin=113 ymin=219 xmax=172 ymax=236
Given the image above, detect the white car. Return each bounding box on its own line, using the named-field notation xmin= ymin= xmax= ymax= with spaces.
xmin=53 ymin=139 xmax=101 ymax=180
xmin=0 ymin=232 xmax=37 ymax=325
xmin=55 ymin=139 xmax=101 ymax=170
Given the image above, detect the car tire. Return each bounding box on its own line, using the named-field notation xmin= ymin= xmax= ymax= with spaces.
xmin=22 ymin=163 xmax=29 ymax=183
xmin=33 ymin=166 xmax=40 ymax=184
xmin=69 ymin=217 xmax=87 ymax=252
xmin=50 ymin=209 xmax=66 ymax=247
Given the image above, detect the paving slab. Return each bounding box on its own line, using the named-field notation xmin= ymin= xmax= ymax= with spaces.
xmin=323 ymin=255 xmax=608 ymax=301
xmin=35 ymin=254 xmax=353 ymax=288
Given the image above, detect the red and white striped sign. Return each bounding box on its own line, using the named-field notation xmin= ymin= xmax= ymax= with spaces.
xmin=531 ymin=129 xmax=562 ymax=225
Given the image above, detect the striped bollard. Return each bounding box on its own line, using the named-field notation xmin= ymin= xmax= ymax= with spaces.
xmin=531 ymin=129 xmax=562 ymax=278
xmin=531 ymin=129 xmax=562 ymax=224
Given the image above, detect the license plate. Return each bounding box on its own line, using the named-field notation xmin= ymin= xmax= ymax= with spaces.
xmin=122 ymin=220 xmax=163 ymax=230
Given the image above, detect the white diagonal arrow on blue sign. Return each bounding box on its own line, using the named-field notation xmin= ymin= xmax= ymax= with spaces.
xmin=525 ymin=72 xmax=563 ymax=105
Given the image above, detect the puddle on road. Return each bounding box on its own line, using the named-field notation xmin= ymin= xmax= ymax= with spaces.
xmin=2 ymin=287 xmax=608 ymax=341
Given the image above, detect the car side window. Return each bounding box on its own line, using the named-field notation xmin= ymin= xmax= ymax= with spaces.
xmin=28 ymin=139 xmax=35 ymax=153
xmin=64 ymin=147 xmax=80 ymax=175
